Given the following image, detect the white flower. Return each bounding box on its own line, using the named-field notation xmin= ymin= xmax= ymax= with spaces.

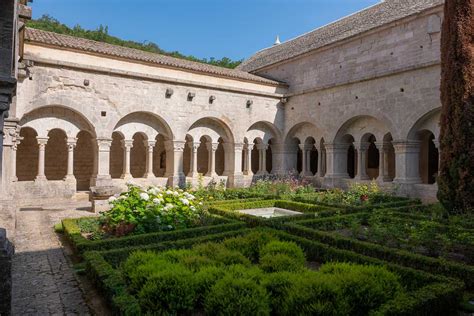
xmin=140 ymin=192 xmax=150 ymax=201
xmin=180 ymin=198 xmax=189 ymax=205
xmin=108 ymin=196 xmax=117 ymax=203
xmin=118 ymin=195 xmax=127 ymax=200
xmin=165 ymin=190 xmax=173 ymax=195
xmin=152 ymin=198 xmax=163 ymax=205
xmin=172 ymin=191 xmax=179 ymax=196
xmin=164 ymin=203 xmax=174 ymax=211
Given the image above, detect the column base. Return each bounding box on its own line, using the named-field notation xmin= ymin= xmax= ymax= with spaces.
xmin=354 ymin=175 xmax=370 ymax=181
xmin=256 ymin=171 xmax=268 ymax=176
xmin=91 ymin=175 xmax=113 ymax=187
xmin=168 ymin=173 xmax=186 ymax=187
xmin=393 ymin=177 xmax=423 ymax=184
xmin=227 ymin=174 xmax=245 ymax=188
xmin=145 ymin=173 xmax=155 ymax=179
xmin=34 ymin=176 xmax=47 ymax=182
xmin=300 ymin=171 xmax=313 ymax=177
xmin=205 ymin=172 xmax=218 ymax=178
xmin=186 ymin=172 xmax=199 ymax=178
xmin=64 ymin=175 xmax=76 ymax=182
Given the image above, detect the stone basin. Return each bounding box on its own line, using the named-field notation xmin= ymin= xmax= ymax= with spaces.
xmin=237 ymin=207 xmax=303 ymax=218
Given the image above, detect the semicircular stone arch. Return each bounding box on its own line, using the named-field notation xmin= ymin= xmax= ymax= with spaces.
xmin=113 ymin=112 xmax=174 ymax=141
xmin=245 ymin=121 xmax=282 ymax=145
xmin=187 ymin=117 xmax=235 ymax=144
xmin=19 ymin=105 xmax=97 ymax=138
xmin=333 ymin=115 xmax=392 ymax=143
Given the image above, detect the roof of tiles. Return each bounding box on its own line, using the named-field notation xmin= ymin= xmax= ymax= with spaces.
xmin=237 ymin=0 xmax=443 ymax=72
xmin=24 ymin=28 xmax=284 ymax=86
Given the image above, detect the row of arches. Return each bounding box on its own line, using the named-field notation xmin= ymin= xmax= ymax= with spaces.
xmin=13 ymin=106 xmax=441 ymax=191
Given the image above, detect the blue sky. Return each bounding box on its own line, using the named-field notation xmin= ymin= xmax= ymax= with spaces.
xmin=31 ymin=0 xmax=379 ymax=61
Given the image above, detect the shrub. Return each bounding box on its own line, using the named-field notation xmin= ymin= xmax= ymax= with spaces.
xmin=261 ymin=271 xmax=303 ymax=314
xmin=204 ymin=275 xmax=270 ymax=316
xmin=193 ymin=242 xmax=251 ymax=266
xmin=137 ymin=264 xmax=197 ymax=314
xmin=224 ymin=264 xmax=265 ymax=282
xmin=103 ymin=184 xmax=205 ymax=236
xmin=260 ymin=253 xmax=305 ymax=273
xmin=260 ymin=241 xmax=305 ymax=264
xmin=279 ymin=273 xmax=348 ymax=316
xmin=194 ymin=266 xmax=227 ymax=307
xmin=157 ymin=249 xmax=216 ymax=271
xmin=223 ymin=231 xmax=277 ymax=262
xmin=319 ymin=262 xmax=403 ymax=315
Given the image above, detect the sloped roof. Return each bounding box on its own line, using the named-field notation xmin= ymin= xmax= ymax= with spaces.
xmin=238 ymin=0 xmax=443 ymax=72
xmin=24 ymin=28 xmax=284 ymax=86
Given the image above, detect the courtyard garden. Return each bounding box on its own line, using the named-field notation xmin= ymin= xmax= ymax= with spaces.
xmin=58 ymin=180 xmax=473 ymax=315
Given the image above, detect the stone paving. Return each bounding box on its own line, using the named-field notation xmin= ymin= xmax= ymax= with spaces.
xmin=11 ymin=204 xmax=93 ymax=315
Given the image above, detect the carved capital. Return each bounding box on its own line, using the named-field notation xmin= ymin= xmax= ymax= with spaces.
xmin=206 ymin=142 xmax=219 ymax=152
xmin=165 ymin=140 xmax=186 ymax=152
xmin=121 ymin=139 xmax=134 ymax=149
xmin=97 ymin=138 xmax=112 ymax=151
xmin=36 ymin=137 xmax=49 ymax=149
xmin=234 ymin=143 xmax=245 ymax=152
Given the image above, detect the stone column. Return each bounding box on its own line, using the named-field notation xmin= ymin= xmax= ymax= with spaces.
xmin=144 ymin=140 xmax=156 ymax=179
xmin=121 ymin=139 xmax=133 ymax=180
xmin=222 ymin=143 xmax=235 ymax=176
xmin=375 ymin=142 xmax=391 ymax=182
xmin=64 ymin=137 xmax=77 ymax=181
xmin=299 ymin=144 xmax=313 ymax=177
xmin=393 ymin=140 xmax=422 ymax=184
xmin=256 ymin=143 xmax=268 ymax=175
xmin=165 ymin=140 xmax=186 ymax=186
xmin=228 ymin=143 xmax=244 ymax=188
xmin=354 ymin=142 xmax=370 ymax=180
xmin=35 ymin=137 xmax=48 ymax=181
xmin=10 ymin=140 xmax=20 ymax=182
xmin=244 ymin=144 xmax=253 ymax=176
xmin=324 ymin=142 xmax=350 ymax=179
xmin=91 ymin=138 xmax=113 ymax=187
xmin=316 ymin=147 xmax=324 ymax=177
xmin=187 ymin=142 xmax=200 ymax=177
xmin=205 ymin=142 xmax=218 ymax=177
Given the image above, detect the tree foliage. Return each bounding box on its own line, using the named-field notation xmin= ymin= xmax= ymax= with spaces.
xmin=27 ymin=15 xmax=242 ymax=69
xmin=438 ymin=0 xmax=474 ymax=213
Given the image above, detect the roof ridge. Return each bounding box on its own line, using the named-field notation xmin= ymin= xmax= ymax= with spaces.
xmin=238 ymin=0 xmax=443 ymax=72
xmin=25 ymin=27 xmax=286 ymax=86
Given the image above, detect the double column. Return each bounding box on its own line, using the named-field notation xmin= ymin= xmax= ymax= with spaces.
xmin=375 ymin=142 xmax=391 ymax=182
xmin=324 ymin=142 xmax=350 ymax=179
xmin=256 ymin=143 xmax=268 ymax=175
xmin=243 ymin=143 xmax=253 ymax=176
xmin=354 ymin=141 xmax=370 ymax=180
xmin=205 ymin=142 xmax=219 ymax=177
xmin=187 ymin=142 xmax=200 ymax=177
xmin=299 ymin=144 xmax=313 ymax=177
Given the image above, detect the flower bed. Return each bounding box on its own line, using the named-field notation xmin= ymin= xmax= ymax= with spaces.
xmin=83 ymin=228 xmax=463 ymax=315
xmin=283 ymin=212 xmax=474 ymax=290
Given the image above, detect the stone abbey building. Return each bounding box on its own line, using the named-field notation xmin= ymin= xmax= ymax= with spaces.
xmin=2 ymin=0 xmax=444 ymax=204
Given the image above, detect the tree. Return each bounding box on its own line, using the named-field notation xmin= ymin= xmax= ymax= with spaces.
xmin=437 ymin=0 xmax=474 ymax=213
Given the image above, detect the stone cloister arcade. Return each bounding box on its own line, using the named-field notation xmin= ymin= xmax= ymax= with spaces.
xmin=11 ymin=104 xmax=441 ymax=199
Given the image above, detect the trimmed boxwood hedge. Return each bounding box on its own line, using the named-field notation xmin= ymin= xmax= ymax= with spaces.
xmin=208 ymin=199 xmax=346 ymax=228
xmin=84 ymin=228 xmax=463 ymax=315
xmin=283 ymin=217 xmax=474 ymax=290
xmin=62 ymin=215 xmax=244 ymax=254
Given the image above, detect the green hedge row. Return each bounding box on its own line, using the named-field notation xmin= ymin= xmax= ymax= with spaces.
xmin=84 ymin=228 xmax=463 ymax=315
xmin=98 ymin=229 xmax=251 ymax=267
xmin=208 ymin=200 xmax=343 ymax=228
xmin=270 ymin=230 xmax=463 ymax=315
xmin=283 ymin=220 xmax=474 ymax=290
xmin=62 ymin=215 xmax=244 ymax=254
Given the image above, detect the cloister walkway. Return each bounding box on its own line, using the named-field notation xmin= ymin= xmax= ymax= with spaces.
xmin=11 ymin=204 xmax=95 ymax=315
